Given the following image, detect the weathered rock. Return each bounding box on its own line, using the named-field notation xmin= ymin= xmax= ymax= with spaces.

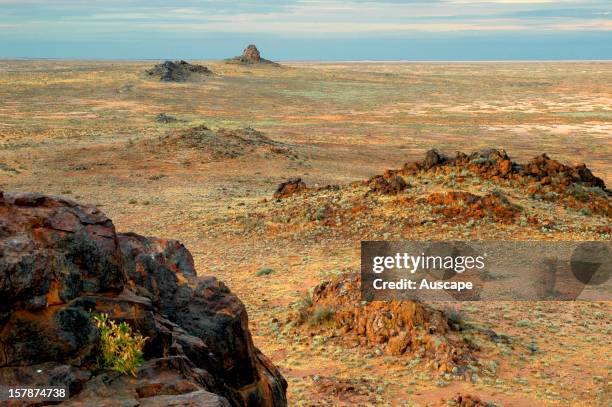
xmin=397 ymin=149 xmax=610 ymax=217
xmin=139 ymin=390 xmax=231 ymax=407
xmin=0 ymin=192 xmax=287 ymax=406
xmin=146 ymin=61 xmax=213 ymax=82
xmin=227 ymin=45 xmax=279 ymax=66
xmin=368 ymin=174 xmax=408 ymax=195
xmin=451 ymin=393 xmax=489 ymax=407
xmin=292 ymin=273 xmax=474 ymax=374
xmin=426 ymin=190 xmax=521 ymax=224
xmin=422 ymin=149 xmax=449 ymax=170
xmin=274 ymin=178 xmax=307 ymax=199
xmin=523 ymin=153 xmax=606 ymax=189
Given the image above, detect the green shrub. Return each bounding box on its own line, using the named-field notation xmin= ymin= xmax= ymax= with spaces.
xmin=256 ymin=267 xmax=275 ymax=277
xmin=294 ymin=292 xmax=314 ymax=324
xmin=516 ymin=319 xmax=532 ymax=328
xmin=92 ymin=313 xmax=147 ymax=376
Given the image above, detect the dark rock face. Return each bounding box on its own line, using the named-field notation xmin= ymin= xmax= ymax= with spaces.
xmin=227 ymin=45 xmax=279 ymax=66
xmin=146 ymin=60 xmax=213 ymax=82
xmin=0 ymin=192 xmax=287 ymax=406
xmin=274 ymin=178 xmax=307 ymax=199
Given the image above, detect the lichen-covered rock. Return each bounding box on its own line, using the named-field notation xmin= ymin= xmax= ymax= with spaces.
xmin=0 ymin=191 xmax=287 ymax=406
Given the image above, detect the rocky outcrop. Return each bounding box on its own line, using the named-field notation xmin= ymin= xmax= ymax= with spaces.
xmin=146 ymin=60 xmax=213 ymax=82
xmin=227 ymin=45 xmax=279 ymax=66
xmin=397 ymin=149 xmax=610 ymax=217
xmin=274 ymin=178 xmax=307 ymax=199
xmin=402 ymin=148 xmax=607 ymax=191
xmin=292 ymin=273 xmax=475 ymax=375
xmin=367 ymin=173 xmax=408 ymax=195
xmin=0 ymin=192 xmax=287 ymax=406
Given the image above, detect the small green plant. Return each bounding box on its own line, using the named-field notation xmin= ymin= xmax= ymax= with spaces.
xmin=445 ymin=307 xmax=466 ymax=330
xmin=256 ymin=267 xmax=275 ymax=277
xmin=92 ymin=313 xmax=147 ymax=376
xmin=516 ymin=319 xmax=532 ymax=328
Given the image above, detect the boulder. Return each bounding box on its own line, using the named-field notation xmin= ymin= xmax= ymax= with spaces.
xmin=0 ymin=191 xmax=287 ymax=406
xmin=368 ymin=174 xmax=408 ymax=195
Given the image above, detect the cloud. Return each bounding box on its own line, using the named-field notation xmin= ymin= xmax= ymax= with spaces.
xmin=0 ymin=0 xmax=611 ymax=38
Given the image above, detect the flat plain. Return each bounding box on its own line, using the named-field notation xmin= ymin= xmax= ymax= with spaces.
xmin=1 ymin=59 xmax=610 ymax=406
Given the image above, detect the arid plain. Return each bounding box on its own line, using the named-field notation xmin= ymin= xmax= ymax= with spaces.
xmin=1 ymin=59 xmax=611 ymax=406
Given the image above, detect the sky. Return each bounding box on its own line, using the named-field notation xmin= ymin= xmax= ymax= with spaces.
xmin=0 ymin=0 xmax=611 ymax=60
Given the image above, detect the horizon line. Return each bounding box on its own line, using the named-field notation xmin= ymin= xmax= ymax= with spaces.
xmin=2 ymin=57 xmax=612 ymax=63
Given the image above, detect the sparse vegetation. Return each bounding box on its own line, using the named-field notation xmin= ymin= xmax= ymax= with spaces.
xmin=307 ymin=306 xmax=335 ymax=327
xmin=1 ymin=59 xmax=609 ymax=406
xmin=92 ymin=313 xmax=147 ymax=376
xmin=256 ymin=267 xmax=275 ymax=276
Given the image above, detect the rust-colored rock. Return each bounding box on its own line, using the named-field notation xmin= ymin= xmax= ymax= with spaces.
xmin=426 ymin=190 xmax=521 ymax=224
xmin=0 ymin=192 xmax=287 ymax=406
xmin=368 ymin=174 xmax=408 ymax=195
xmin=395 ymin=148 xmax=610 ymax=220
xmin=274 ymin=178 xmax=307 ymax=199
xmin=451 ymin=393 xmax=489 ymax=407
xmin=293 ymin=273 xmax=474 ymax=373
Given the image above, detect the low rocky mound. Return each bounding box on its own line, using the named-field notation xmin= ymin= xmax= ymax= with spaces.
xmin=290 ymin=273 xmax=476 ymax=375
xmin=226 ymin=45 xmax=279 ymax=66
xmin=146 ymin=60 xmax=213 ymax=82
xmin=372 ymin=148 xmax=611 ymax=218
xmin=0 ymin=192 xmax=287 ymax=406
xmin=160 ymin=125 xmax=296 ymax=162
xmin=257 ymin=149 xmax=608 ymax=237
xmin=401 ymin=148 xmax=607 ymax=191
